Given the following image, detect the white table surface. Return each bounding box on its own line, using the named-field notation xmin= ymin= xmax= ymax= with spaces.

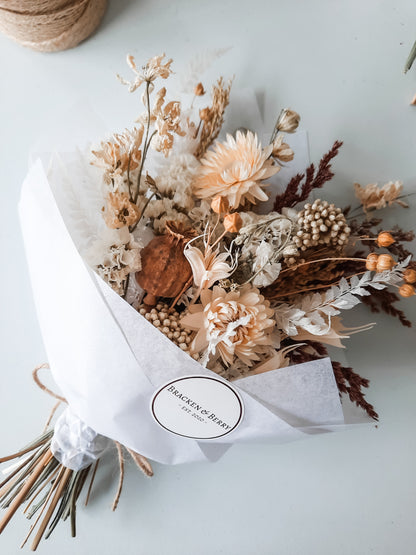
xmin=1 ymin=1 xmax=416 ymax=554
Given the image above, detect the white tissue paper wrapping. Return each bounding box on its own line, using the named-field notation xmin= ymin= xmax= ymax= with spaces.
xmin=51 ymin=407 xmax=111 ymax=470
xmin=19 ymin=91 xmax=361 ymax=466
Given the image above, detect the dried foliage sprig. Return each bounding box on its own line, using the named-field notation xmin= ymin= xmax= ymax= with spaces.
xmin=194 ymin=76 xmax=233 ymax=159
xmin=273 ymin=140 xmax=343 ymax=213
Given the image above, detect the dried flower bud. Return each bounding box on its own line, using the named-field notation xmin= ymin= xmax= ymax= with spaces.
xmin=276 ymin=109 xmax=300 ymax=133
xmin=366 ymin=253 xmax=379 ymax=271
xmin=403 ymin=268 xmax=416 ymax=284
xmin=376 ymin=253 xmax=396 ymax=273
xmin=211 ymin=195 xmax=230 ymax=214
xmin=272 ymin=135 xmax=294 ymax=162
xmin=399 ymin=283 xmax=415 ymax=297
xmin=377 ymin=232 xmax=395 ymax=247
xmin=194 ymin=82 xmax=205 ymax=96
xmin=224 ymin=212 xmax=243 ymax=233
xmin=199 ymin=107 xmax=211 ymax=121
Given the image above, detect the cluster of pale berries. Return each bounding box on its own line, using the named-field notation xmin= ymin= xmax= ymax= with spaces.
xmin=295 ymin=199 xmax=351 ymax=251
xmin=139 ymin=302 xmax=198 ymax=358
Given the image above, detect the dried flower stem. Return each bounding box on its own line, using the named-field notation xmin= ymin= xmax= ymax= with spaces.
xmin=30 ymin=466 xmax=72 ymax=550
xmin=269 ymin=271 xmax=368 ymax=299
xmin=112 ymin=443 xmax=124 ymax=511
xmin=127 ymin=152 xmax=133 ymax=201
xmin=404 ymin=39 xmax=416 ymax=73
xmin=84 ymin=459 xmax=100 ymax=506
xmin=0 ymin=449 xmax=53 ymax=534
xmin=279 ymin=256 xmax=366 ymax=276
xmin=135 ymin=81 xmax=151 ymax=203
xmin=23 ymin=466 xmax=60 ymax=515
xmin=171 ymin=275 xmax=194 ymax=309
xmin=129 ymin=191 xmax=157 ymax=234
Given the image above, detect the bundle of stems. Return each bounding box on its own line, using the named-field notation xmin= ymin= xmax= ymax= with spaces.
xmin=0 ymin=430 xmax=95 ymax=551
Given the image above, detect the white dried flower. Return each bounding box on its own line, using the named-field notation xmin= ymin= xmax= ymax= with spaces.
xmin=184 ymin=244 xmax=235 ymax=290
xmin=252 ymin=242 xmax=282 ymax=287
xmin=86 ymin=227 xmax=142 ymax=295
xmin=156 ymin=153 xmax=200 ymax=208
xmin=234 ymin=211 xmax=298 ymax=285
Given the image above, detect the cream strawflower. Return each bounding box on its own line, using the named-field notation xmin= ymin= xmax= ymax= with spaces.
xmin=181 ymin=285 xmax=275 ymax=366
xmin=193 ymin=131 xmax=280 ymax=209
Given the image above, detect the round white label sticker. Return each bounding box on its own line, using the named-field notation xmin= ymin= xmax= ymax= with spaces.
xmin=151 ymin=375 xmax=244 ymax=440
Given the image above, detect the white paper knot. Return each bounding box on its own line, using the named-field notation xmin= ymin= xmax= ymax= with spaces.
xmin=51 ymin=407 xmax=111 ymax=471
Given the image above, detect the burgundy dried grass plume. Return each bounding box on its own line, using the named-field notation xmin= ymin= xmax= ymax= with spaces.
xmin=273 ymin=140 xmax=343 ymax=213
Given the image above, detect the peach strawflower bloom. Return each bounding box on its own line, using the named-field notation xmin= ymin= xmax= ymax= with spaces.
xmin=181 ymin=285 xmax=275 ymax=366
xmin=193 ymin=131 xmax=280 ymax=209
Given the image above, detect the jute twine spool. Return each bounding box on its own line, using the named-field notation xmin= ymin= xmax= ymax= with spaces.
xmin=0 ymin=0 xmax=107 ymax=52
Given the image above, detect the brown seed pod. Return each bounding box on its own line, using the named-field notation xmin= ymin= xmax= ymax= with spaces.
xmin=399 ymin=283 xmax=415 ymax=298
xmin=403 ymin=268 xmax=416 ymax=284
xmin=377 ymin=231 xmax=395 ymax=247
xmin=376 ymin=253 xmax=395 ymax=273
xmin=366 ymin=253 xmax=379 ymax=271
xmin=136 ymin=221 xmax=195 ymax=306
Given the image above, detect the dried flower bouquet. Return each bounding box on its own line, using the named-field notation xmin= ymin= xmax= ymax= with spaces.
xmin=1 ymin=53 xmax=414 ymax=549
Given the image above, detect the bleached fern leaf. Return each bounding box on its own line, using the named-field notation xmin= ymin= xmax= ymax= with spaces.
xmin=47 ymin=149 xmax=105 ymax=254
xmin=275 ymin=262 xmax=410 ymax=337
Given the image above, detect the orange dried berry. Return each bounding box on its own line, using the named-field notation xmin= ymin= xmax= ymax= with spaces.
xmin=403 ymin=268 xmax=416 ymax=284
xmin=211 ymin=195 xmax=229 ymax=214
xmin=224 ymin=212 xmax=243 ymax=233
xmin=376 ymin=253 xmax=396 ymax=273
xmin=365 ymin=253 xmax=379 ymax=271
xmin=377 ymin=232 xmax=395 ymax=247
xmin=399 ymin=283 xmax=415 ymax=297
xmin=194 ymin=82 xmax=205 ymax=96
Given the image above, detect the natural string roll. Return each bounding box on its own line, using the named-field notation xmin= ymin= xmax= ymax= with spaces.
xmin=0 ymin=0 xmax=107 ymax=52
